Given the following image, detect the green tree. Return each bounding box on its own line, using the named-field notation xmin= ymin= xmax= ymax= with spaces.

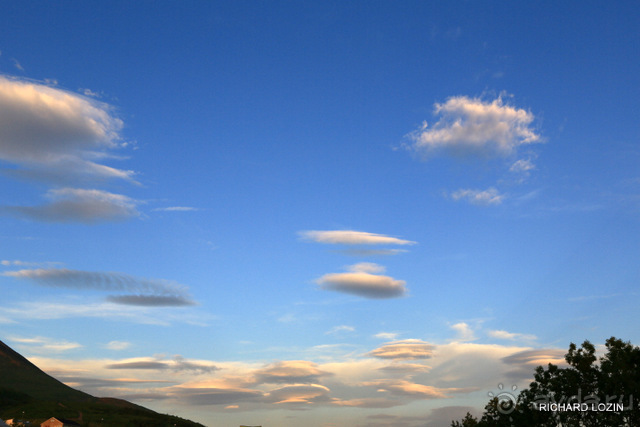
xmin=452 ymin=337 xmax=639 ymax=427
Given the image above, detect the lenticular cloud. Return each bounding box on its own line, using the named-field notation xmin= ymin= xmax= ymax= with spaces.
xmin=0 ymin=76 xmax=131 ymax=182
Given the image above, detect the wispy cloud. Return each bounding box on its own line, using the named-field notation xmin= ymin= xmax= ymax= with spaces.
xmin=363 ymin=379 xmax=450 ymax=399
xmin=0 ymin=300 xmax=209 ymax=325
xmin=325 ymin=325 xmax=356 ymax=335
xmin=106 ymin=295 xmax=196 ymax=307
xmin=487 ymin=330 xmax=537 ymax=342
xmin=9 ymin=335 xmax=82 ymax=353
xmin=152 ymin=206 xmax=199 ymax=212
xmin=4 ymin=188 xmax=140 ymax=223
xmin=337 ymin=248 xmax=408 ymax=257
xmin=406 ymin=95 xmax=540 ymax=159
xmin=105 ymin=341 xmax=131 ymax=351
xmin=450 ymin=187 xmax=504 ymax=205
xmin=2 ymin=267 xmax=195 ymax=306
xmin=374 ymin=332 xmax=399 ymax=340
xmin=1 ymin=259 xmax=62 ymax=268
xmin=315 ymin=263 xmax=407 ymax=299
xmin=301 ymin=230 xmax=416 ymax=246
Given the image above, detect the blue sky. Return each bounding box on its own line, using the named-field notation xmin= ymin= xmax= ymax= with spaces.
xmin=0 ymin=1 xmax=638 ymax=426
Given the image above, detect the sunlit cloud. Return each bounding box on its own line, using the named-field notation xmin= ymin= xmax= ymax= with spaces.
xmin=3 ymin=188 xmax=140 ymax=223
xmin=0 ymin=75 xmax=133 ymax=183
xmin=406 ymin=95 xmax=540 ymax=159
xmin=254 ymin=361 xmax=332 ymax=385
xmin=265 ymin=384 xmax=331 ymax=404
xmin=450 ymin=322 xmax=476 ymax=342
xmin=501 ymin=349 xmax=565 ymax=367
xmin=22 ymin=336 xmax=567 ymax=415
xmin=315 ymin=263 xmax=407 ymax=299
xmin=369 ymin=340 xmax=434 ymax=360
xmin=301 ymin=230 xmax=416 ymax=246
xmin=450 ymin=187 xmax=504 ymax=205
xmin=364 ymin=379 xmax=450 ymax=399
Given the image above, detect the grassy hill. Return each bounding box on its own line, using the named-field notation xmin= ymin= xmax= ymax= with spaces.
xmin=0 ymin=340 xmax=205 ymax=427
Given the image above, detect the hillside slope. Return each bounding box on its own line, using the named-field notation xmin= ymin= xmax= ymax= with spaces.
xmin=0 ymin=339 xmax=205 ymax=427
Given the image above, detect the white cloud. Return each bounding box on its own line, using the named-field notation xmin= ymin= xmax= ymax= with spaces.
xmin=105 ymin=341 xmax=131 ymax=351
xmin=315 ymin=264 xmax=407 ymax=299
xmin=0 ymin=76 xmax=132 ymax=183
xmin=510 ymin=158 xmax=536 ymax=173
xmin=4 ymin=188 xmax=140 ymax=223
xmin=301 ymin=230 xmax=416 ymax=246
xmin=374 ymin=332 xmax=399 ymax=340
xmin=407 ymin=95 xmax=540 ymax=159
xmin=487 ymin=330 xmax=537 ymax=342
xmin=450 ymin=323 xmax=475 ymax=342
xmin=450 ymin=187 xmax=504 ymax=205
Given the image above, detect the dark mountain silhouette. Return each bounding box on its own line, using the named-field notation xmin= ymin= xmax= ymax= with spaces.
xmin=0 ymin=339 xmax=205 ymax=427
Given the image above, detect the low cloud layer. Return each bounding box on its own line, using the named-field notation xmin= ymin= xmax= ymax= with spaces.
xmin=4 ymin=188 xmax=140 ymax=223
xmin=27 ymin=331 xmax=569 ymax=415
xmin=315 ymin=263 xmax=407 ymax=299
xmin=3 ymin=268 xmax=195 ymax=307
xmin=407 ymin=95 xmax=540 ymax=159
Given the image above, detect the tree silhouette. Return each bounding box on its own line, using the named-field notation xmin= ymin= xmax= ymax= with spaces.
xmin=451 ymin=337 xmax=639 ymax=427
